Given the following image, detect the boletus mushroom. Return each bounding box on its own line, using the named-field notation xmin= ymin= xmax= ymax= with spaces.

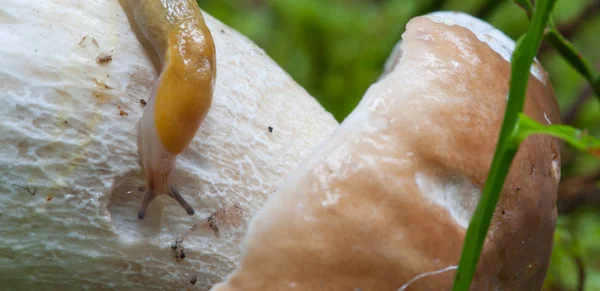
xmin=212 ymin=12 xmax=562 ymax=291
xmin=0 ymin=0 xmax=337 ymax=289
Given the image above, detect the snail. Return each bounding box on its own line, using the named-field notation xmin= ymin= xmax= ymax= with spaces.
xmin=121 ymin=0 xmax=217 ymax=219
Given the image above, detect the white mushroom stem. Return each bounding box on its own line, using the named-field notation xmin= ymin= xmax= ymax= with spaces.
xmin=0 ymin=1 xmax=337 ymax=289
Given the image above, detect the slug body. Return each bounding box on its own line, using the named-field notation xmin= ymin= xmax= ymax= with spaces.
xmin=123 ymin=0 xmax=216 ymax=219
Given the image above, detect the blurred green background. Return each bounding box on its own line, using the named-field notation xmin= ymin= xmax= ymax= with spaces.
xmin=199 ymin=0 xmax=600 ymax=290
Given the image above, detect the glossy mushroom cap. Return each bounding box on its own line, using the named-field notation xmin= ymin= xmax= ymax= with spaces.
xmin=212 ymin=12 xmax=562 ymax=291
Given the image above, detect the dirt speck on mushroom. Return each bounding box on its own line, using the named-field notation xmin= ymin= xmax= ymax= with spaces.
xmin=93 ymin=78 xmax=113 ymax=90
xmin=77 ymin=36 xmax=87 ymax=46
xmin=203 ymin=203 xmax=244 ymax=238
xmin=16 ymin=185 xmax=37 ymax=196
xmin=171 ymin=238 xmax=186 ymax=262
xmin=96 ymin=53 xmax=112 ymax=64
xmin=118 ymin=106 xmax=128 ymax=117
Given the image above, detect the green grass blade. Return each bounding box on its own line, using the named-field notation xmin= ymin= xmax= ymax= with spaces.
xmin=513 ymin=0 xmax=600 ymax=100
xmin=544 ymin=29 xmax=595 ymax=80
xmin=513 ymin=0 xmax=534 ymax=18
xmin=452 ymin=0 xmax=558 ymax=290
xmin=513 ymin=0 xmax=557 ymax=28
xmin=514 ymin=113 xmax=600 ymax=154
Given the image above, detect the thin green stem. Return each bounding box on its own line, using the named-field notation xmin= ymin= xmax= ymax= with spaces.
xmin=513 ymin=0 xmax=600 ymax=101
xmin=514 ymin=113 xmax=600 ymax=154
xmin=452 ymin=0 xmax=557 ymax=290
xmin=544 ymin=29 xmax=594 ymax=80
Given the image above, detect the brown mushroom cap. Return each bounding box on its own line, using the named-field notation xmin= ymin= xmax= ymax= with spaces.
xmin=212 ymin=12 xmax=561 ymax=291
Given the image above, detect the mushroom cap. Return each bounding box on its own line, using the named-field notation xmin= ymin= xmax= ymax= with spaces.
xmin=212 ymin=12 xmax=561 ymax=291
xmin=0 ymin=1 xmax=337 ymax=289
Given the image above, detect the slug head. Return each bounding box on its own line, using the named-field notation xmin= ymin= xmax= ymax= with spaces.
xmin=136 ymin=83 xmax=195 ymax=220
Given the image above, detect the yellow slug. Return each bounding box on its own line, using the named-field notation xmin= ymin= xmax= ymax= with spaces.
xmin=121 ymin=0 xmax=216 ymax=219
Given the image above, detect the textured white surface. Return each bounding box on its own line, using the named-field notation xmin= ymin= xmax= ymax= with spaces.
xmin=0 ymin=1 xmax=338 ymax=290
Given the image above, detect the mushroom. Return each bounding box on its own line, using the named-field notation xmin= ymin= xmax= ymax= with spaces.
xmin=0 ymin=0 xmax=337 ymax=289
xmin=212 ymin=12 xmax=561 ymax=291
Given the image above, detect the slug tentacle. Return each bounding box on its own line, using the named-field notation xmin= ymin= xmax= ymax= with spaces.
xmin=122 ymin=0 xmax=216 ymax=219
xmin=170 ymin=185 xmax=195 ymax=216
xmin=137 ymin=188 xmax=155 ymax=220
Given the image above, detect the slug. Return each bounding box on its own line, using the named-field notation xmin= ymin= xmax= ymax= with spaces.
xmin=121 ymin=0 xmax=216 ymax=219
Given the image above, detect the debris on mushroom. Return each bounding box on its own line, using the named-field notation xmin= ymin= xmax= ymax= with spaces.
xmin=118 ymin=106 xmax=128 ymax=116
xmin=96 ymin=53 xmax=113 ymax=64
xmin=16 ymin=185 xmax=37 ymax=196
xmin=93 ymin=78 xmax=113 ymax=89
xmin=171 ymin=237 xmax=186 ymax=262
xmin=212 ymin=12 xmax=561 ymax=291
xmin=203 ymin=203 xmax=244 ymax=238
xmin=77 ymin=35 xmax=87 ymax=46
